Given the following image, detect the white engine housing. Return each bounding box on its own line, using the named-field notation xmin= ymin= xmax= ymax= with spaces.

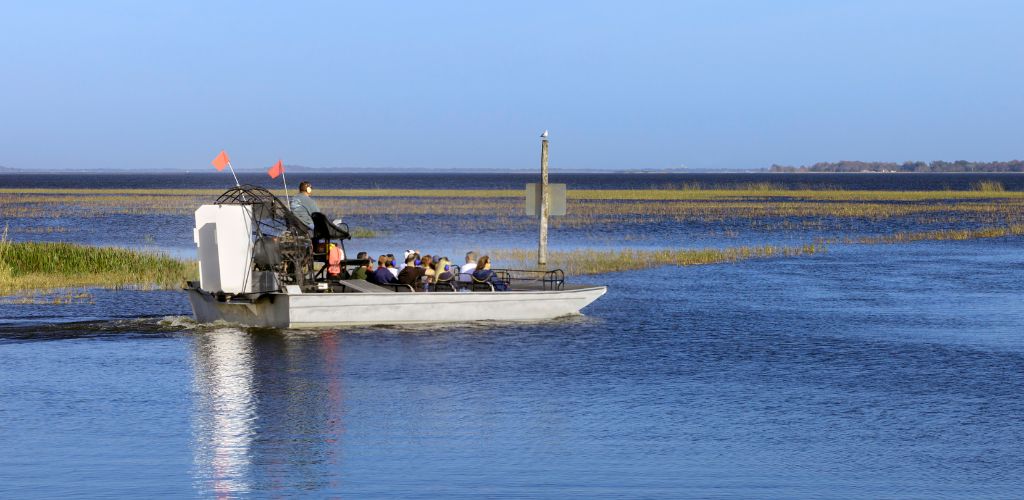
xmin=194 ymin=204 xmax=254 ymax=294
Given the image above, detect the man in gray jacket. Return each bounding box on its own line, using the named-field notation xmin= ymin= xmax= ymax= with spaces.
xmin=290 ymin=181 xmax=319 ymax=228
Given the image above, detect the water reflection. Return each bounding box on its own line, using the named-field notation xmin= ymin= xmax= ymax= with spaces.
xmin=191 ymin=329 xmax=345 ymax=496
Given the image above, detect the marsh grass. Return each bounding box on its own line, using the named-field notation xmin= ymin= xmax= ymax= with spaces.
xmin=857 ymin=224 xmax=1024 ymax=244
xmin=738 ymin=182 xmax=785 ymax=192
xmin=0 ymin=225 xmax=13 ymax=284
xmin=972 ymin=180 xmax=1005 ymax=192
xmin=569 ymin=188 xmax=1024 ymax=201
xmin=491 ymin=244 xmax=823 ymax=276
xmin=349 ymin=227 xmax=379 ymax=238
xmin=4 ymin=186 xmax=1023 ymax=202
xmin=8 ymin=192 xmax=1024 ymax=225
xmin=0 ymin=289 xmax=95 ymax=305
xmin=12 ymin=226 xmax=72 ymax=234
xmin=487 ymin=221 xmax=1022 ymax=277
xmin=0 ymin=241 xmax=196 ymax=294
xmin=0 ymin=188 xmax=521 ymax=198
xmin=3 ymin=185 xmax=1022 ymax=291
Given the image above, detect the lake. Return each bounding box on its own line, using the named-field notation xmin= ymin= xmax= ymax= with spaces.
xmin=2 ymin=173 xmax=1023 ymax=497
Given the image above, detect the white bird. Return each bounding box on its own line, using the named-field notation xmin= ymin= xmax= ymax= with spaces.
xmin=540 ymin=130 xmax=549 ymax=138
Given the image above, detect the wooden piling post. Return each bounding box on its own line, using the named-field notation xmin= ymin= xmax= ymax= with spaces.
xmin=539 ymin=134 xmax=549 ymax=267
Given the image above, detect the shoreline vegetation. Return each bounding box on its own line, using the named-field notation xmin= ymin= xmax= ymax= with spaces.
xmin=4 ymin=221 xmax=1024 ymax=295
xmin=3 ymin=183 xmax=1024 ymax=224
xmin=492 ymin=244 xmax=824 ymax=276
xmin=769 ymin=160 xmax=1024 ymax=173
xmin=2 ymin=183 xmax=1023 ymax=296
xmin=0 ymin=237 xmax=195 ymax=295
xmin=1 ymin=242 xmax=829 ymax=295
xmin=7 ymin=184 xmax=1024 ymax=228
xmin=2 ymin=181 xmax=1022 ymax=201
xmin=855 ymin=224 xmax=1024 ymax=244
xmin=4 ymin=162 xmax=1024 ymax=174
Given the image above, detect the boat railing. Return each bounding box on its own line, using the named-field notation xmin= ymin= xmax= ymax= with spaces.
xmin=493 ymin=268 xmax=565 ymax=291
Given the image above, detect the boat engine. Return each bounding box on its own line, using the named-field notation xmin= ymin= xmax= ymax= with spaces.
xmin=193 ymin=185 xmax=313 ymax=295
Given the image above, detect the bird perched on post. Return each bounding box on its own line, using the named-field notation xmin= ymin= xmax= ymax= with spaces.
xmin=540 ymin=130 xmax=549 ymax=139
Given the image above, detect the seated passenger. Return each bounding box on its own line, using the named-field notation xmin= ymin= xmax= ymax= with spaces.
xmin=397 ymin=255 xmax=426 ymax=286
xmin=471 ymin=255 xmax=508 ymax=291
xmin=434 ymin=258 xmax=455 ymax=283
xmin=348 ymin=251 xmax=370 ymax=280
xmin=458 ymin=251 xmax=478 ymax=282
xmin=420 ymin=255 xmax=436 ymax=282
xmin=369 ymin=255 xmax=397 ymax=285
xmin=386 ymin=254 xmax=399 ymax=279
xmin=398 ymin=249 xmax=417 ymax=272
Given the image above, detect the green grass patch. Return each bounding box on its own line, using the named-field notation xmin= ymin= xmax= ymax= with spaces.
xmin=0 ymin=240 xmax=196 ymax=294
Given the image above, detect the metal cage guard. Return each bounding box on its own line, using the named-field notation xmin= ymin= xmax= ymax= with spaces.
xmin=214 ymin=184 xmax=313 ymax=287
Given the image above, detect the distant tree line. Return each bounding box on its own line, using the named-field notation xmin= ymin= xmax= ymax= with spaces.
xmin=769 ymin=160 xmax=1024 ymax=173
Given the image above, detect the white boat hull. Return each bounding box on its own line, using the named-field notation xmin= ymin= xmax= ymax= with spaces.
xmin=187 ymin=286 xmax=607 ymax=328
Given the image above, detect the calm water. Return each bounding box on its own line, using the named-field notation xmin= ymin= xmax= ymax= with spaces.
xmin=2 ymin=174 xmax=1024 ymax=497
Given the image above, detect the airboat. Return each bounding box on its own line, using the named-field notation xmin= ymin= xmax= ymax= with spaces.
xmin=185 ymin=185 xmax=607 ymax=328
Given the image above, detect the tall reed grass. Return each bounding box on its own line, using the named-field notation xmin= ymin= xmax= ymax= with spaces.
xmin=972 ymin=180 xmax=1005 ymax=192
xmin=0 ymin=225 xmax=13 ymax=283
xmin=0 ymin=241 xmax=196 ymax=294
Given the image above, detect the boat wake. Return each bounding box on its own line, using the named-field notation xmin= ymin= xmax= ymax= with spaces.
xmin=0 ymin=311 xmax=608 ymax=344
xmin=0 ymin=316 xmax=198 ymax=344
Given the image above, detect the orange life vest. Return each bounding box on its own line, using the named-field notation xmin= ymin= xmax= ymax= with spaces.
xmin=327 ymin=244 xmax=343 ymax=276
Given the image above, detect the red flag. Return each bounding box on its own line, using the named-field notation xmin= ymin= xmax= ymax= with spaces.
xmin=211 ymin=150 xmax=230 ymax=171
xmin=267 ymin=160 xmax=284 ymax=179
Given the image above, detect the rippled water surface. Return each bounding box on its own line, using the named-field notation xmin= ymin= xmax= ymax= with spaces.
xmin=3 ymin=241 xmax=1023 ymax=497
xmin=2 ymin=174 xmax=1024 ymax=497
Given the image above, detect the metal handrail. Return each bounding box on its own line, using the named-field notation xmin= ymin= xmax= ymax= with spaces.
xmin=492 ymin=268 xmax=565 ymax=290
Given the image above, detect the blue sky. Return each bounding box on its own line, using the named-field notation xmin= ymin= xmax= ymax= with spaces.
xmin=1 ymin=1 xmax=1021 ymax=171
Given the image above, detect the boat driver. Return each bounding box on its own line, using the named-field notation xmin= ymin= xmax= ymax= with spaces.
xmin=290 ymin=181 xmax=319 ymax=228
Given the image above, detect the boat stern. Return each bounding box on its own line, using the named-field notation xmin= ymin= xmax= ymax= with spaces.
xmin=186 ymin=282 xmax=289 ymax=328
